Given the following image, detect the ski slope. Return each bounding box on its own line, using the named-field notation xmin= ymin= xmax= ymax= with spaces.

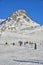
xmin=0 ymin=44 xmax=43 ymax=65
xmin=0 ymin=10 xmax=43 ymax=65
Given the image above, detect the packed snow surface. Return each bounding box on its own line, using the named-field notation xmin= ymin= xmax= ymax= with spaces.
xmin=0 ymin=10 xmax=43 ymax=65
xmin=0 ymin=44 xmax=43 ymax=65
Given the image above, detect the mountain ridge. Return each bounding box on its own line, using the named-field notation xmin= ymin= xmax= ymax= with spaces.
xmin=0 ymin=10 xmax=43 ymax=43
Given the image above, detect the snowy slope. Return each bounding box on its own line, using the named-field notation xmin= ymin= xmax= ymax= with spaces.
xmin=0 ymin=10 xmax=43 ymax=65
xmin=0 ymin=10 xmax=43 ymax=44
xmin=0 ymin=44 xmax=43 ymax=65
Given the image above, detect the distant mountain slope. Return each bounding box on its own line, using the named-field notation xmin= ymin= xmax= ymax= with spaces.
xmin=0 ymin=10 xmax=43 ymax=43
xmin=0 ymin=19 xmax=6 ymax=25
xmin=0 ymin=10 xmax=40 ymax=32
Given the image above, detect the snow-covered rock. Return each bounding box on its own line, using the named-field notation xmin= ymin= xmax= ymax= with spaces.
xmin=0 ymin=10 xmax=43 ymax=44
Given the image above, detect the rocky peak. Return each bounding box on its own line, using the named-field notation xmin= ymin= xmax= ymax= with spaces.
xmin=8 ymin=10 xmax=31 ymax=22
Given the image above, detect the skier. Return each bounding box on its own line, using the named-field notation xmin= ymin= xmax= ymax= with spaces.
xmin=24 ymin=41 xmax=28 ymax=45
xmin=19 ymin=41 xmax=23 ymax=46
xmin=5 ymin=42 xmax=8 ymax=45
xmin=34 ymin=43 xmax=37 ymax=49
xmin=13 ymin=42 xmax=15 ymax=45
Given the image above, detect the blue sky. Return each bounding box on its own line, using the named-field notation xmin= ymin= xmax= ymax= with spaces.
xmin=0 ymin=0 xmax=43 ymax=24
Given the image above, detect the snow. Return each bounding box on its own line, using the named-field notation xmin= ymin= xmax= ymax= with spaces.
xmin=0 ymin=10 xmax=43 ymax=65
xmin=0 ymin=44 xmax=43 ymax=65
xmin=0 ymin=29 xmax=43 ymax=65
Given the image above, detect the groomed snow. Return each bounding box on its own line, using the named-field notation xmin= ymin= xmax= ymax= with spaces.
xmin=0 ymin=44 xmax=43 ymax=65
xmin=0 ymin=10 xmax=43 ymax=65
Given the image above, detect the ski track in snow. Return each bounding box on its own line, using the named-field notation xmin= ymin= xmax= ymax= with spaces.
xmin=13 ymin=59 xmax=43 ymax=64
xmin=0 ymin=45 xmax=43 ymax=65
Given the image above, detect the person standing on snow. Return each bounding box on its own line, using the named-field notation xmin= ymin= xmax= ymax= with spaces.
xmin=34 ymin=43 xmax=37 ymax=49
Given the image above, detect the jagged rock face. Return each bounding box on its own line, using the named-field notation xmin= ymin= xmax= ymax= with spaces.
xmin=0 ymin=10 xmax=42 ymax=34
xmin=8 ymin=10 xmax=31 ymax=22
xmin=3 ymin=10 xmax=32 ymax=32
xmin=5 ymin=10 xmax=40 ymax=31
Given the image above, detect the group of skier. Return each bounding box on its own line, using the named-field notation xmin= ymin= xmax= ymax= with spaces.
xmin=5 ymin=41 xmax=37 ymax=49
